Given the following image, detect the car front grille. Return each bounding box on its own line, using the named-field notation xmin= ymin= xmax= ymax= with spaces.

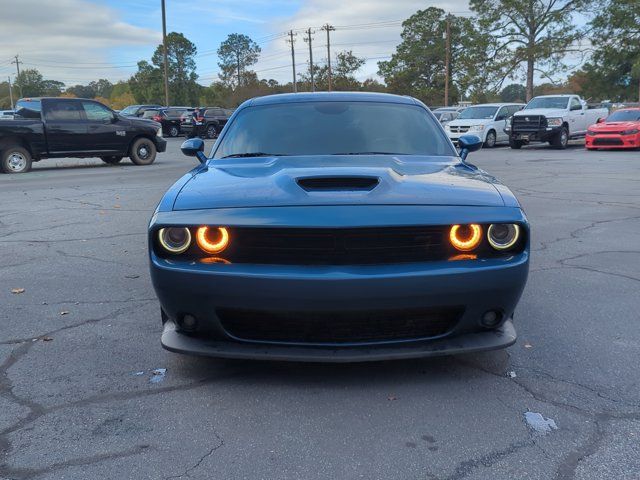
xmin=449 ymin=125 xmax=470 ymax=133
xmin=593 ymin=137 xmax=624 ymax=146
xmin=226 ymin=226 xmax=450 ymax=265
xmin=512 ymin=115 xmax=547 ymax=131
xmin=217 ymin=306 xmax=464 ymax=345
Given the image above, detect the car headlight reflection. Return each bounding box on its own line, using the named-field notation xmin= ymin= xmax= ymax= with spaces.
xmin=488 ymin=224 xmax=520 ymax=250
xmin=196 ymin=226 xmax=230 ymax=254
xmin=449 ymin=224 xmax=482 ymax=251
xmin=158 ymin=227 xmax=192 ymax=254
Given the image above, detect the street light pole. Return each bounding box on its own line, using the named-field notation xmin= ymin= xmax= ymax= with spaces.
xmin=161 ymin=0 xmax=170 ymax=106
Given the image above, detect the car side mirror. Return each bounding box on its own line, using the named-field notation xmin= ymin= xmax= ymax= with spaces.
xmin=458 ymin=134 xmax=483 ymax=161
xmin=596 ymin=117 xmax=605 ymax=124
xmin=181 ymin=138 xmax=207 ymax=164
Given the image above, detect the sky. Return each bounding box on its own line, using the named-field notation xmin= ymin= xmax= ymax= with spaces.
xmin=0 ymin=0 xmax=583 ymax=89
xmin=0 ymin=0 xmax=470 ymax=87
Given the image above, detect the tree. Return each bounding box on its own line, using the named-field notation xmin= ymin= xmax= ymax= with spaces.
xmin=217 ymin=34 xmax=261 ymax=88
xmin=129 ymin=60 xmax=164 ymax=103
xmin=151 ymin=32 xmax=199 ymax=105
xmin=66 ymin=84 xmax=96 ymax=98
xmin=13 ymin=69 xmax=65 ymax=97
xmin=500 ymin=83 xmax=527 ymax=102
xmin=377 ymin=8 xmax=490 ymax=105
xmin=588 ymin=0 xmax=640 ymax=102
xmin=89 ymin=79 xmax=113 ymax=99
xmin=300 ymin=50 xmax=366 ymax=91
xmin=470 ymin=0 xmax=594 ymax=101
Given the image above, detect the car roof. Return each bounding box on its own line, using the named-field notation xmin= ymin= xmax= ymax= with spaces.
xmin=246 ymin=92 xmax=418 ymax=107
xmin=613 ymin=107 xmax=640 ymax=111
xmin=534 ymin=94 xmax=577 ymax=98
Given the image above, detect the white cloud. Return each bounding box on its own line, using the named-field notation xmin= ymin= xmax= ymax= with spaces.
xmin=0 ymin=0 xmax=159 ymax=86
xmin=254 ymin=0 xmax=471 ymax=83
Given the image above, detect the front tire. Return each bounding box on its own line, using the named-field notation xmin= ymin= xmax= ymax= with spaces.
xmin=509 ymin=137 xmax=523 ymax=149
xmin=129 ymin=138 xmax=157 ymax=166
xmin=551 ymin=127 xmax=569 ymax=149
xmin=168 ymin=126 xmax=179 ymax=137
xmin=101 ymin=156 xmax=123 ymax=165
xmin=1 ymin=146 xmax=32 ymax=174
xmin=484 ymin=130 xmax=497 ymax=148
xmin=205 ymin=124 xmax=218 ymax=139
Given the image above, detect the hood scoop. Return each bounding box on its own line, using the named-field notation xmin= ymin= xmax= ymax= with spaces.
xmin=296 ymin=176 xmax=380 ymax=192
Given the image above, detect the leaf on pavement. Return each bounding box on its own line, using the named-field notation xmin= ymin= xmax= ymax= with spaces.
xmin=11 ymin=288 xmax=25 ymax=294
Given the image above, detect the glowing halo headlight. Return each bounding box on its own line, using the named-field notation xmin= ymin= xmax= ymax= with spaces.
xmin=196 ymin=226 xmax=230 ymax=254
xmin=158 ymin=227 xmax=192 ymax=254
xmin=449 ymin=224 xmax=482 ymax=252
xmin=488 ymin=224 xmax=520 ymax=250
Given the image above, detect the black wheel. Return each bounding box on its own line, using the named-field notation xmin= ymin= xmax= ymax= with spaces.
xmin=484 ymin=130 xmax=497 ymax=148
xmin=205 ymin=124 xmax=218 ymax=139
xmin=168 ymin=126 xmax=179 ymax=137
xmin=551 ymin=127 xmax=569 ymax=149
xmin=1 ymin=146 xmax=32 ymax=174
xmin=509 ymin=137 xmax=523 ymax=149
xmin=101 ymin=156 xmax=123 ymax=165
xmin=129 ymin=138 xmax=157 ymax=166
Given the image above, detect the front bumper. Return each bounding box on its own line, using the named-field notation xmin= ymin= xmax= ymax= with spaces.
xmin=155 ymin=137 xmax=167 ymax=153
xmin=161 ymin=318 xmax=517 ymax=362
xmin=586 ymin=133 xmax=640 ymax=149
xmin=151 ymin=253 xmax=528 ymax=361
xmin=509 ymin=126 xmax=561 ymax=142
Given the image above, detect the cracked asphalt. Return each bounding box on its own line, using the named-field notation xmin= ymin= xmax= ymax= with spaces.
xmin=1 ymin=139 xmax=639 ymax=479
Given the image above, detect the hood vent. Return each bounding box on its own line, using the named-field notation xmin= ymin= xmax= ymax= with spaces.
xmin=296 ymin=176 xmax=380 ymax=192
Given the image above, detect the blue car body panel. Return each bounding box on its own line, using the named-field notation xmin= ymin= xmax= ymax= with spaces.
xmin=149 ymin=92 xmax=529 ymax=361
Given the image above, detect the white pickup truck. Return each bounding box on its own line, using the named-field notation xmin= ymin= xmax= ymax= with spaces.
xmin=506 ymin=94 xmax=609 ymax=149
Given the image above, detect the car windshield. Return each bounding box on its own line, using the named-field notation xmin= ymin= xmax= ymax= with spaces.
xmin=433 ymin=112 xmax=443 ymax=119
xmin=120 ymin=106 xmax=138 ymax=115
xmin=213 ymin=101 xmax=455 ymax=159
xmin=525 ymin=97 xmax=569 ymax=110
xmin=607 ymin=110 xmax=640 ymax=122
xmin=457 ymin=106 xmax=498 ymax=120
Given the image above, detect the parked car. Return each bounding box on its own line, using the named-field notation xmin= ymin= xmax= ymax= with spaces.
xmin=149 ymin=92 xmax=529 ymax=361
xmin=445 ymin=103 xmax=524 ymax=148
xmin=0 ymin=110 xmax=15 ymax=119
xmin=506 ymin=94 xmax=609 ymax=149
xmin=0 ymin=97 xmax=166 ymax=173
xmin=142 ymin=107 xmax=194 ymax=137
xmin=181 ymin=107 xmax=233 ymax=139
xmin=119 ymin=104 xmax=163 ymax=118
xmin=432 ymin=110 xmax=459 ymax=126
xmin=585 ymin=108 xmax=640 ymax=150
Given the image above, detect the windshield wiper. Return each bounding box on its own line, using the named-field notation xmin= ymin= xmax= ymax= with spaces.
xmin=221 ymin=152 xmax=287 ymax=158
xmin=331 ymin=151 xmax=407 ymax=155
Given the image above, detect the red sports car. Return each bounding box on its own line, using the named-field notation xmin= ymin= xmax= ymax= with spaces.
xmin=586 ymin=108 xmax=640 ymax=150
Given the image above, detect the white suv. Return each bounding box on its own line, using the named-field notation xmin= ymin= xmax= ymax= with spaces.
xmin=445 ymin=103 xmax=524 ymax=148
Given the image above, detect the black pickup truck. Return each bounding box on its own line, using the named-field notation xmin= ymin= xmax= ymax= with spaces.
xmin=0 ymin=97 xmax=167 ymax=173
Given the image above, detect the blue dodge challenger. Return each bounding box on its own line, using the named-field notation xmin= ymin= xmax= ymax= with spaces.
xmin=149 ymin=92 xmax=529 ymax=362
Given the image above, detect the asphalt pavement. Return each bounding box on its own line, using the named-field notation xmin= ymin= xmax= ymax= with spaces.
xmin=1 ymin=139 xmax=639 ymax=479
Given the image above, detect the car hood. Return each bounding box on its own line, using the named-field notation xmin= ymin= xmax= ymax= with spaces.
xmin=513 ymin=108 xmax=567 ymax=117
xmin=172 ymin=155 xmax=505 ymax=210
xmin=447 ymin=118 xmax=495 ymax=127
xmin=591 ymin=121 xmax=640 ymax=131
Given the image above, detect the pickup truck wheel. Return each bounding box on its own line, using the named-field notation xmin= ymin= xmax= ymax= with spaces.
xmin=484 ymin=130 xmax=497 ymax=148
xmin=1 ymin=147 xmax=32 ymax=174
xmin=509 ymin=138 xmax=523 ymax=149
xmin=129 ymin=138 xmax=157 ymax=166
xmin=205 ymin=125 xmax=218 ymax=139
xmin=168 ymin=126 xmax=179 ymax=137
xmin=101 ymin=156 xmax=123 ymax=165
xmin=551 ymin=127 xmax=569 ymax=149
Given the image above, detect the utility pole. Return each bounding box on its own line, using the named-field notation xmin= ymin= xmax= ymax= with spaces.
xmin=321 ymin=24 xmax=335 ymax=91
xmin=8 ymin=76 xmax=14 ymax=110
xmin=11 ymin=55 xmax=22 ymax=97
xmin=287 ymin=30 xmax=297 ymax=93
xmin=444 ymin=15 xmax=451 ymax=107
xmin=304 ymin=28 xmax=315 ymax=92
xmin=161 ymin=0 xmax=170 ymax=106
